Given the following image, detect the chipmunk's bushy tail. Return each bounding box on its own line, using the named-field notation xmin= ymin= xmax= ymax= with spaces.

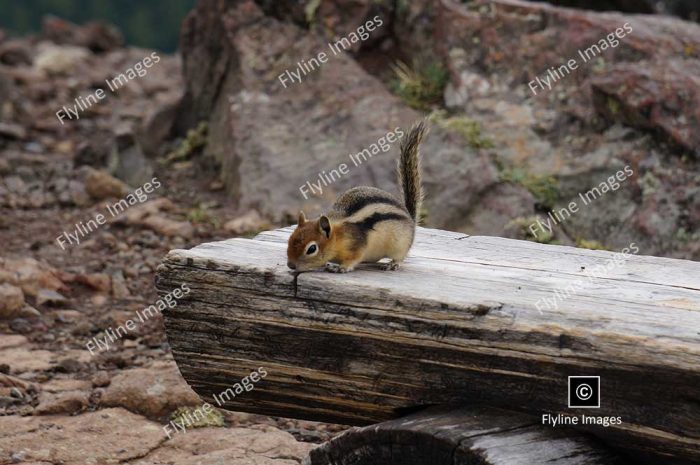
xmin=398 ymin=120 xmax=427 ymax=222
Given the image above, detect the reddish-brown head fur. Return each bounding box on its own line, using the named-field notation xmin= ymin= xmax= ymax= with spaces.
xmin=287 ymin=211 xmax=334 ymax=271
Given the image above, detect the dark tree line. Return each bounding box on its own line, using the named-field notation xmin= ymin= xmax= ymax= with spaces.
xmin=0 ymin=0 xmax=196 ymax=51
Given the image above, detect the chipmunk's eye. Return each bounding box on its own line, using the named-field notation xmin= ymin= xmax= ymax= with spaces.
xmin=305 ymin=243 xmax=318 ymax=256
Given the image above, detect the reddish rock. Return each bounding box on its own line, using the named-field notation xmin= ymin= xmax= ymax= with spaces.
xmin=41 ymin=377 xmax=92 ymax=393
xmin=591 ymin=59 xmax=700 ymax=155
xmin=84 ymin=168 xmax=129 ymax=200
xmin=73 ymin=272 xmax=112 ymax=293
xmin=0 ymin=334 xmax=28 ymax=350
xmin=34 ymin=43 xmax=90 ymax=75
xmin=114 ymin=198 xmax=195 ymax=238
xmin=0 ymin=408 xmax=163 ymax=464
xmin=92 ymin=371 xmax=112 ymax=387
xmin=0 ymin=121 xmax=27 ymax=140
xmin=0 ymin=283 xmax=24 ymax=319
xmin=224 ymin=209 xmax=269 ymax=235
xmin=135 ymin=425 xmax=314 ymax=464
xmin=0 ymin=39 xmax=32 ymax=66
xmin=36 ymin=288 xmax=67 ymax=307
xmin=42 ymin=16 xmax=124 ymax=53
xmin=0 ymin=257 xmax=65 ymax=297
xmin=34 ymin=390 xmax=89 ymax=415
xmin=100 ymin=361 xmax=202 ymax=419
xmin=0 ymin=347 xmax=54 ymax=374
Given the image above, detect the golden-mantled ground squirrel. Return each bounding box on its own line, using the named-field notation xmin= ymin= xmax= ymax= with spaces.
xmin=287 ymin=120 xmax=427 ymax=273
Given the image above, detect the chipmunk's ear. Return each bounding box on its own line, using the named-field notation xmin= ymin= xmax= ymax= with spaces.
xmin=319 ymin=215 xmax=331 ymax=238
xmin=298 ymin=211 xmax=307 ymax=226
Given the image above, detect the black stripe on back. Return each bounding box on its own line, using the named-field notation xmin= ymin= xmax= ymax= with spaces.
xmin=341 ymin=195 xmax=405 ymax=216
xmin=350 ymin=212 xmax=410 ymax=234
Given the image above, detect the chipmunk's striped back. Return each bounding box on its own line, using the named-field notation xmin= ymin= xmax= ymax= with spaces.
xmin=287 ymin=120 xmax=428 ymax=273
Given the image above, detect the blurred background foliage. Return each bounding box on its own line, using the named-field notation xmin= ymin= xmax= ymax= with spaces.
xmin=0 ymin=0 xmax=196 ymax=51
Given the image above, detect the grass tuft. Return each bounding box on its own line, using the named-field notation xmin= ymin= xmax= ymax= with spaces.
xmin=499 ymin=167 xmax=560 ymax=209
xmin=575 ymin=238 xmax=608 ymax=250
xmin=390 ymin=60 xmax=448 ymax=111
xmin=169 ymin=405 xmax=225 ymax=430
xmin=429 ymin=110 xmax=494 ymax=149
xmin=166 ymin=121 xmax=208 ymax=163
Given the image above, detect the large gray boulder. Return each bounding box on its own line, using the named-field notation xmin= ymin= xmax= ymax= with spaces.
xmin=178 ymin=0 xmax=700 ymax=259
xmin=178 ymin=0 xmax=499 ymax=226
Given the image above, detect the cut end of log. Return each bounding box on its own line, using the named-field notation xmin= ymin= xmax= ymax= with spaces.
xmin=305 ymin=405 xmax=628 ymax=465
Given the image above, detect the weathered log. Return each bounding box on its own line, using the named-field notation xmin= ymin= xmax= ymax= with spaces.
xmin=156 ymin=227 xmax=700 ymax=464
xmin=304 ymin=405 xmax=628 ymax=465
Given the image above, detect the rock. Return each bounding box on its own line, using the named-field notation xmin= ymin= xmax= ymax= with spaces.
xmin=54 ymin=357 xmax=85 ymax=374
xmin=0 ymin=395 xmax=22 ymax=409
xmin=0 ymin=408 xmax=164 ymax=464
xmin=656 ymin=0 xmax=700 ymax=21
xmin=115 ymin=198 xmax=195 ymax=238
xmin=0 ymin=257 xmax=65 ymax=297
xmin=73 ymin=135 xmax=113 ymax=168
xmin=17 ymin=305 xmax=41 ymax=318
xmin=41 ymin=377 xmax=91 ymax=393
xmin=67 ymin=179 xmax=91 ymax=206
xmin=84 ymin=168 xmax=129 ymax=200
xmin=80 ymin=22 xmax=124 ymax=52
xmin=0 ymin=373 xmax=31 ymax=390
xmin=92 ymin=371 xmax=111 ymax=387
xmin=34 ymin=43 xmax=89 ymax=75
xmin=36 ymin=288 xmax=67 ymax=307
xmin=543 ymin=0 xmax=700 ymax=21
xmin=54 ymin=309 xmax=82 ymax=323
xmin=133 ymin=426 xmax=314 ymax=465
xmin=100 ymin=361 xmax=202 ymax=419
xmin=74 ymin=272 xmax=111 ymax=293
xmin=120 ymin=197 xmax=175 ymax=222
xmin=140 ymin=215 xmax=195 ymax=238
xmin=34 ymin=390 xmax=89 ymax=415
xmin=591 ymin=58 xmax=700 ymax=156
xmin=0 ymin=122 xmax=27 ymax=140
xmin=0 ymin=334 xmax=28 ymax=350
xmin=138 ymin=90 xmax=183 ymax=157
xmin=0 ymin=39 xmax=32 ymax=66
xmin=91 ymin=294 xmax=108 ymax=307
xmin=41 ymin=16 xmax=83 ymax=44
xmin=42 ymin=16 xmax=124 ymax=53
xmin=545 ymin=0 xmax=655 ymax=13
xmin=452 ymin=183 xmax=536 ymax=234
xmin=224 ymin=209 xmax=268 ymax=235
xmin=0 ymin=347 xmax=54 ymax=374
xmin=108 ymin=127 xmax=154 ymax=187
xmin=0 ymin=283 xmax=24 ymax=319
xmin=389 ymin=0 xmax=700 ymax=258
xmin=4 ymin=175 xmax=27 ymax=195
xmin=178 ymin=0 xmax=497 ymax=226
xmin=110 ymin=269 xmax=131 ymax=298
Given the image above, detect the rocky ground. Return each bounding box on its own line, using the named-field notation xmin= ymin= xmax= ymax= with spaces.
xmin=0 ymin=17 xmax=344 ymax=465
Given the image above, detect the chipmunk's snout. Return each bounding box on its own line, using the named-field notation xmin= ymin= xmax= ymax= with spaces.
xmin=287 ymin=261 xmax=296 ymax=270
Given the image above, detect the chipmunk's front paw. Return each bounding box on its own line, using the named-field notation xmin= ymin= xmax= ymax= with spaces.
xmin=325 ymin=263 xmax=352 ymax=273
xmin=380 ymin=260 xmax=401 ymax=271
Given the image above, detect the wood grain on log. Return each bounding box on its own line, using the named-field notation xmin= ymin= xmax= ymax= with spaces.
xmin=304 ymin=405 xmax=627 ymax=465
xmin=156 ymin=227 xmax=700 ymax=464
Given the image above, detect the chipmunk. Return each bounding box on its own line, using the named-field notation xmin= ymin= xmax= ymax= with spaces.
xmin=287 ymin=120 xmax=427 ymax=273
